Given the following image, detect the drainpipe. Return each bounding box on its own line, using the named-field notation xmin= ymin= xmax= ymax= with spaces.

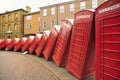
xmin=56 ymin=4 xmax=59 ymax=25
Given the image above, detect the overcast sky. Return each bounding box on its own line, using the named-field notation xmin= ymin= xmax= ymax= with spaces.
xmin=0 ymin=0 xmax=72 ymax=13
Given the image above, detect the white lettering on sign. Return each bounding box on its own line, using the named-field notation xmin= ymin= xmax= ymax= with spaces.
xmin=99 ymin=3 xmax=120 ymax=14
xmin=76 ymin=15 xmax=90 ymax=19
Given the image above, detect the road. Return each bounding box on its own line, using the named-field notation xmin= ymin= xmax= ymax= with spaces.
xmin=0 ymin=51 xmax=94 ymax=80
xmin=0 ymin=51 xmax=59 ymax=80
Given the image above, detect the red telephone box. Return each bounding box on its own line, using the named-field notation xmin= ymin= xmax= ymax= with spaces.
xmin=0 ymin=39 xmax=3 ymax=44
xmin=0 ymin=39 xmax=12 ymax=50
xmin=6 ymin=38 xmax=20 ymax=51
xmin=52 ymin=19 xmax=73 ymax=66
xmin=0 ymin=39 xmax=4 ymax=50
xmin=22 ymin=36 xmax=34 ymax=52
xmin=96 ymin=0 xmax=120 ymax=80
xmin=35 ymin=30 xmax=50 ymax=57
xmin=29 ymin=34 xmax=42 ymax=54
xmin=66 ymin=10 xmax=95 ymax=80
xmin=14 ymin=37 xmax=28 ymax=52
xmin=43 ymin=25 xmax=61 ymax=60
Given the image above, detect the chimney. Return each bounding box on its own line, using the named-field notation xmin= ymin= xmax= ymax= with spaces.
xmin=26 ymin=6 xmax=31 ymax=13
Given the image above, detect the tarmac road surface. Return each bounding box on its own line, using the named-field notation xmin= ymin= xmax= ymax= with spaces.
xmin=0 ymin=51 xmax=59 ymax=80
xmin=0 ymin=51 xmax=93 ymax=80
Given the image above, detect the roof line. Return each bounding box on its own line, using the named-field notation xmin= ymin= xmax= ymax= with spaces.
xmin=24 ymin=11 xmax=40 ymax=16
xmin=39 ymin=0 xmax=83 ymax=9
xmin=0 ymin=9 xmax=27 ymax=15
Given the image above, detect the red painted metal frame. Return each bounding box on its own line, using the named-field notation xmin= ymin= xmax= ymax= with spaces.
xmin=0 ymin=39 xmax=3 ymax=44
xmin=22 ymin=36 xmax=34 ymax=52
xmin=0 ymin=39 xmax=12 ymax=50
xmin=52 ymin=19 xmax=73 ymax=66
xmin=0 ymin=39 xmax=5 ymax=50
xmin=14 ymin=37 xmax=28 ymax=52
xmin=43 ymin=25 xmax=61 ymax=60
xmin=6 ymin=38 xmax=20 ymax=51
xmin=95 ymin=0 xmax=120 ymax=80
xmin=35 ymin=30 xmax=50 ymax=57
xmin=66 ymin=10 xmax=95 ymax=80
xmin=29 ymin=34 xmax=42 ymax=54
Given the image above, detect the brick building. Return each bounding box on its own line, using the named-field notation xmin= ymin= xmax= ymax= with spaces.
xmin=24 ymin=11 xmax=40 ymax=37
xmin=0 ymin=9 xmax=28 ymax=39
xmin=0 ymin=0 xmax=107 ymax=39
xmin=39 ymin=0 xmax=106 ymax=32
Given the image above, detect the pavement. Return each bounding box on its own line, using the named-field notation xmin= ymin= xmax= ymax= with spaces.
xmin=0 ymin=51 xmax=77 ymax=80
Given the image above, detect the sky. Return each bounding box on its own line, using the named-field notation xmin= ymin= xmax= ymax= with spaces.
xmin=0 ymin=0 xmax=72 ymax=13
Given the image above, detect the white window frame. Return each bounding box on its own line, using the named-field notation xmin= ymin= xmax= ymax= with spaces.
xmin=14 ymin=24 xmax=17 ymax=31
xmin=51 ymin=7 xmax=55 ymax=15
xmin=60 ymin=6 xmax=64 ymax=13
xmin=43 ymin=22 xmax=47 ymax=29
xmin=15 ymin=13 xmax=18 ymax=20
xmin=92 ymin=0 xmax=98 ymax=9
xmin=26 ymin=15 xmax=32 ymax=20
xmin=70 ymin=4 xmax=74 ymax=12
xmin=80 ymin=1 xmax=86 ymax=10
xmin=43 ymin=9 xmax=47 ymax=16
xmin=26 ymin=24 xmax=31 ymax=29
xmin=38 ymin=17 xmax=40 ymax=22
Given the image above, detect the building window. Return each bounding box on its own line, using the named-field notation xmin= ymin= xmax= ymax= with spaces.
xmin=38 ymin=27 xmax=41 ymax=33
xmin=26 ymin=15 xmax=32 ymax=20
xmin=51 ymin=20 xmax=55 ymax=27
xmin=43 ymin=9 xmax=47 ymax=16
xmin=26 ymin=24 xmax=31 ymax=29
xmin=2 ymin=16 xmax=5 ymax=23
xmin=15 ymin=13 xmax=18 ymax=20
xmin=8 ymin=15 xmax=11 ymax=22
xmin=15 ymin=35 xmax=17 ymax=38
xmin=80 ymin=1 xmax=86 ymax=10
xmin=51 ymin=7 xmax=55 ymax=15
xmin=14 ymin=24 xmax=18 ymax=31
xmin=70 ymin=4 xmax=74 ymax=12
xmin=2 ymin=25 xmax=5 ymax=32
xmin=92 ymin=0 xmax=98 ymax=9
xmin=38 ymin=17 xmax=40 ymax=22
xmin=43 ymin=22 xmax=47 ymax=29
xmin=8 ymin=36 xmax=10 ymax=38
xmin=60 ymin=6 xmax=64 ymax=13
xmin=8 ymin=25 xmax=11 ymax=31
